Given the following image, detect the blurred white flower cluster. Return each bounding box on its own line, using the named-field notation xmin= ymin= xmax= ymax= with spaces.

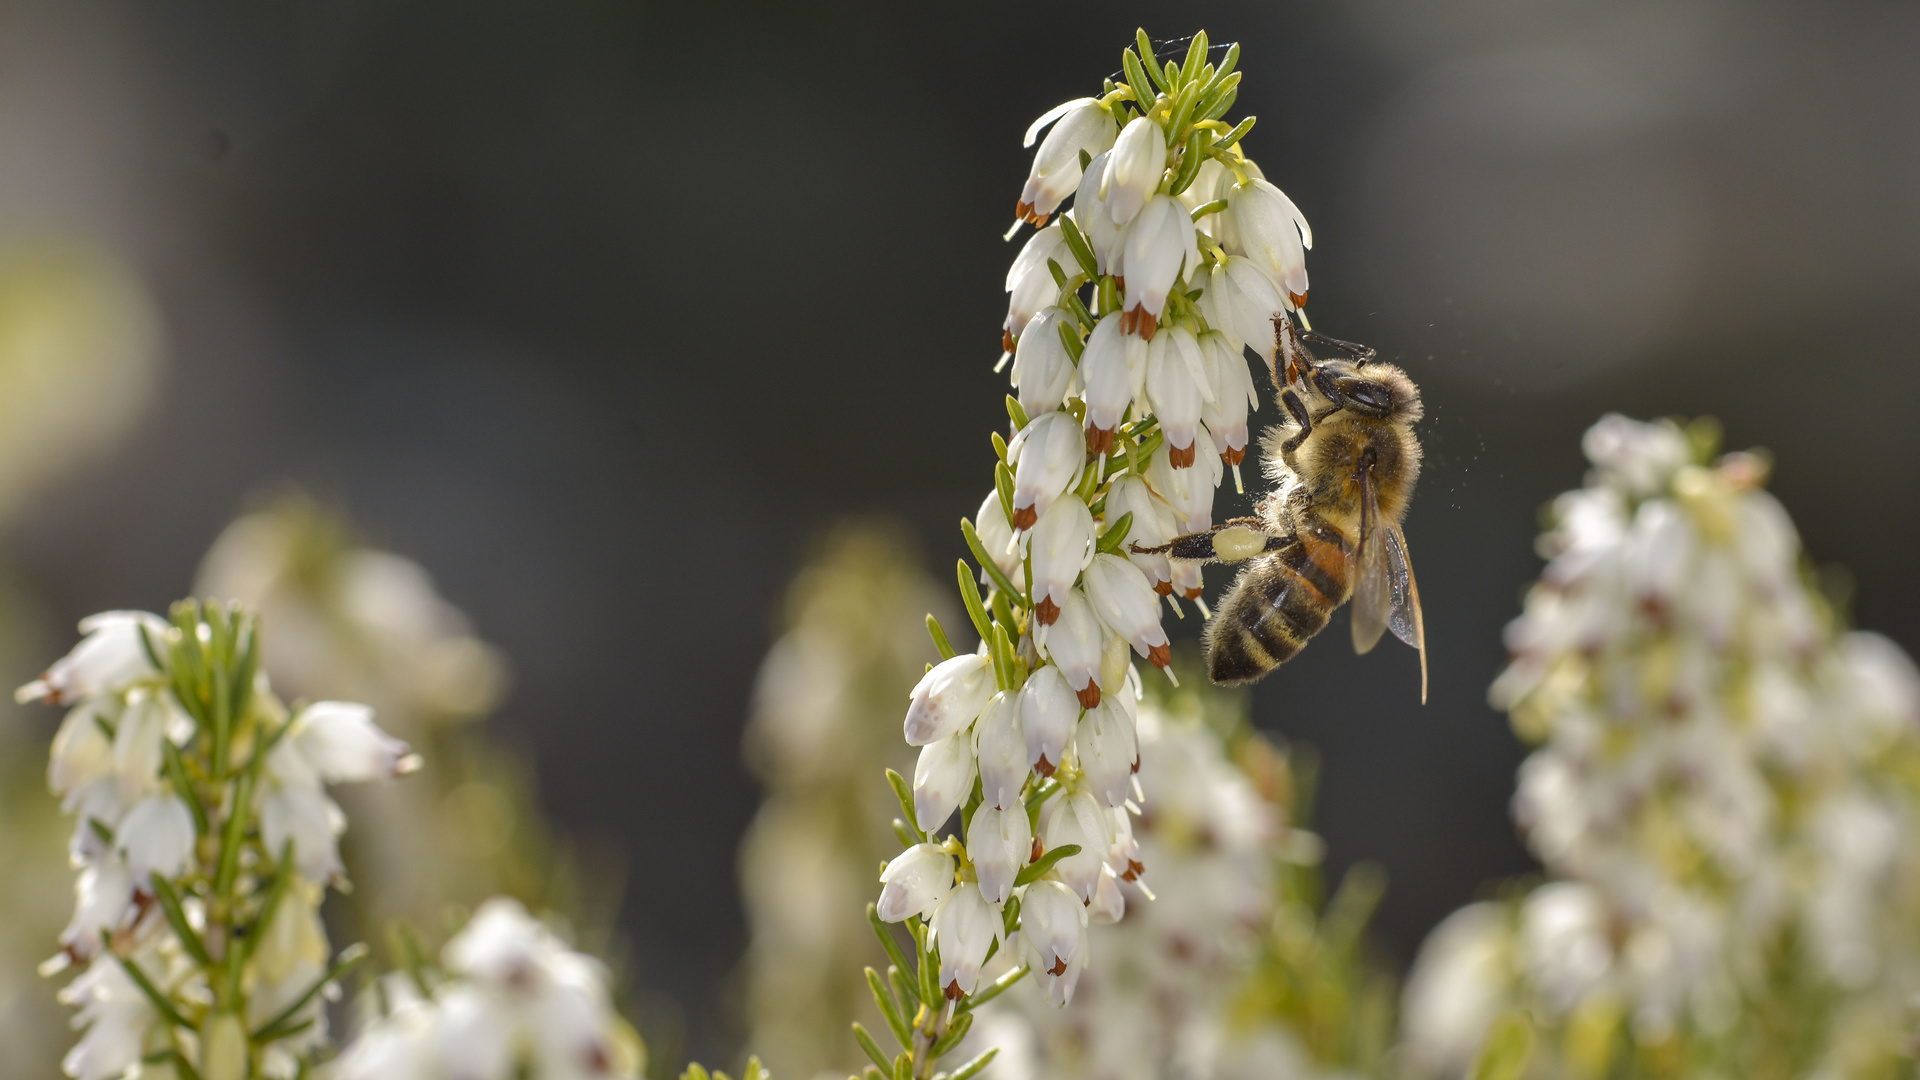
xmin=332 ymin=897 xmax=641 ymax=1080
xmin=1402 ymin=415 xmax=1920 ymax=1079
xmin=19 ymin=602 xmax=416 ymax=1080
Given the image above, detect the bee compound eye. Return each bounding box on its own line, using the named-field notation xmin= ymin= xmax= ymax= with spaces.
xmin=1341 ymin=380 xmax=1393 ymax=414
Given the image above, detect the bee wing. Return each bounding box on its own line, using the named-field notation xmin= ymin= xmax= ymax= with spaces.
xmin=1350 ymin=467 xmax=1393 ymax=656
xmin=1384 ymin=520 xmax=1429 ymax=704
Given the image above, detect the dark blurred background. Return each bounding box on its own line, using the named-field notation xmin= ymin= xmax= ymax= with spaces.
xmin=2 ymin=0 xmax=1917 ymax=1060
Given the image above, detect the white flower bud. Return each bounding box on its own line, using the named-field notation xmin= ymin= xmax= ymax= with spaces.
xmin=1083 ymin=554 xmax=1169 ymax=670
xmin=1101 ymin=117 xmax=1166 ymax=226
xmin=1019 ymin=879 xmax=1089 ymax=1003
xmin=15 ymin=610 xmax=166 ymax=707
xmin=1202 ymin=257 xmax=1288 ymax=361
xmin=1026 ymin=496 xmax=1093 ymax=626
xmin=1071 ymin=159 xmax=1119 ymax=272
xmin=912 ymin=729 xmax=977 ymax=832
xmin=1117 ymin=195 xmax=1200 ymax=333
xmin=968 ymin=805 xmax=1032 ymax=905
xmin=974 ymin=691 xmax=1028 ymax=811
xmin=1004 ymin=223 xmax=1069 ymax=350
xmin=1078 ymin=314 xmax=1134 ymax=453
xmin=973 ymin=491 xmax=1022 ymax=587
xmin=1225 ymin=177 xmax=1311 ymax=307
xmin=117 ymin=794 xmax=195 ymax=886
xmin=878 ymin=843 xmax=956 ymax=923
xmin=1074 ymin=698 xmax=1137 ymax=807
xmin=1041 ymin=788 xmax=1112 ymax=902
xmin=1019 ymin=665 xmax=1080 ymax=777
xmin=1019 ymin=98 xmax=1117 ymax=224
xmin=1011 ymin=308 xmax=1077 ymax=416
xmin=1146 ymin=434 xmax=1221 ymax=534
xmin=930 ymin=882 xmax=1000 ymax=997
xmin=1088 ymin=864 xmax=1126 ymax=925
xmin=1105 ymin=476 xmax=1175 ymax=594
xmin=1145 ymin=326 xmax=1211 ymax=467
xmin=291 ymin=701 xmax=416 ymax=782
xmin=904 ymin=653 xmax=996 ymax=746
xmin=1007 ymin=411 xmax=1084 ymax=530
xmin=1037 ymin=590 xmax=1105 ymax=709
xmin=1199 ymin=331 xmax=1259 ymax=464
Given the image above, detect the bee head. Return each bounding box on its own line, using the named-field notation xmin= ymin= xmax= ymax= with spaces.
xmin=1317 ymin=360 xmax=1421 ymax=422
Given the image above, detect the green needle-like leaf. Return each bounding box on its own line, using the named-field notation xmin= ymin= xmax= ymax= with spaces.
xmin=957 ymin=965 xmax=1028 ymax=1015
xmin=956 ymin=560 xmax=993 ymax=649
xmin=869 ymin=903 xmax=918 ymax=987
xmin=252 ymin=943 xmax=368 ymax=1042
xmin=1004 ymin=395 xmax=1030 ymax=432
xmin=962 ymin=520 xmax=1022 ymax=607
xmin=947 ymin=1047 xmax=999 ymax=1080
xmin=1096 ymin=513 xmax=1135 ymax=555
xmin=929 ymin=1010 xmax=974 ymax=1059
xmin=852 ymin=1024 xmax=893 ymax=1074
xmin=1058 ymin=216 xmax=1099 ymax=279
xmin=927 ymin=614 xmax=958 ymax=660
xmin=150 ymin=876 xmax=211 ymax=967
xmin=1013 ymin=844 xmax=1081 ymax=888
xmin=105 ymin=935 xmax=192 ymax=1029
xmin=885 ymin=772 xmax=927 ymax=845
xmin=867 ymin=967 xmax=912 ymax=1047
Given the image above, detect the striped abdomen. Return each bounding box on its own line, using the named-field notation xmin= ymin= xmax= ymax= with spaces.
xmin=1203 ymin=531 xmax=1352 ymax=685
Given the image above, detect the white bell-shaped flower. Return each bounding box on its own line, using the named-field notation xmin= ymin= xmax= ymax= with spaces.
xmin=1146 ymin=435 xmax=1221 ymax=534
xmin=912 ymin=728 xmax=977 ymax=832
xmin=112 ymin=688 xmax=177 ymax=804
xmin=1038 ymin=589 xmax=1105 ymax=709
xmin=15 ymin=610 xmax=166 ymax=707
xmin=1020 ymin=879 xmax=1089 ymax=1004
xmin=1026 ymin=496 xmax=1094 ymax=626
xmin=1179 ymin=158 xmax=1233 ymax=237
xmin=1071 ymin=161 xmax=1119 ymax=272
xmin=1007 ymin=411 xmax=1084 ymax=530
xmin=974 ymin=690 xmax=1028 ymax=810
xmin=289 ymin=701 xmax=416 ymax=783
xmin=1041 ymin=787 xmax=1112 ymax=902
xmin=930 ymin=882 xmax=1001 ymax=997
xmin=1074 ymin=698 xmax=1138 ymax=807
xmin=904 ymin=653 xmax=996 ymax=746
xmin=1171 ymin=559 xmax=1206 ymax=601
xmin=1078 ymin=314 xmax=1133 ymax=454
xmin=1011 ymin=307 xmax=1078 ymax=417
xmin=1101 ymin=117 xmax=1166 ymax=227
xmin=1088 ymin=864 xmax=1126 ymax=925
xmin=1145 ymin=326 xmax=1212 ymax=467
xmin=968 ymin=805 xmax=1032 ymax=906
xmin=973 ymin=492 xmax=1022 ymax=587
xmin=1019 ymin=665 xmax=1080 ymax=777
xmin=878 ymin=843 xmax=956 ymax=923
xmin=1199 ymin=330 xmax=1260 ymax=464
xmin=58 ymin=954 xmax=155 ymax=1080
xmin=1105 ymin=476 xmax=1176 ymax=594
xmin=49 ymin=703 xmax=113 ymax=801
xmin=1225 ymin=177 xmax=1311 ymax=307
xmin=260 ymin=779 xmax=348 ymax=883
xmin=1118 ymin=196 xmax=1200 ymax=334
xmin=117 ymin=794 xmax=195 ymax=886
xmin=60 ymin=857 xmax=133 ymax=961
xmin=1019 ymin=98 xmax=1117 ymax=224
xmin=1004 ymin=224 xmax=1069 ymax=350
xmin=1201 ymin=257 xmax=1288 ymax=361
xmin=1083 ymin=554 xmax=1169 ymax=670
xmin=1107 ymin=805 xmax=1144 ymax=883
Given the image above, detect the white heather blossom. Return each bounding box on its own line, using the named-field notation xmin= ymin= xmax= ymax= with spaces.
xmin=1072 ymin=158 xmax=1120 ymax=271
xmin=1199 ymin=257 xmax=1287 ymax=360
xmin=1101 ymin=117 xmax=1166 ymax=226
xmin=1078 ymin=314 xmax=1134 ymax=452
xmin=1143 ymin=326 xmax=1210 ymax=466
xmin=58 ymin=954 xmax=156 ymax=1080
xmin=930 ymin=882 xmax=1001 ymax=997
xmin=1146 ymin=433 xmax=1221 ymax=535
xmin=1117 ymin=195 xmax=1199 ymax=330
xmin=913 ymin=728 xmax=977 ymax=832
xmin=975 ymin=691 xmax=1028 ymax=811
xmin=1019 ymin=665 xmax=1080 ymax=776
xmin=904 ymin=653 xmax=996 ymax=746
xmin=48 ymin=703 xmax=113 ymax=798
xmin=59 ymin=858 xmax=133 ymax=961
xmin=1027 ymin=496 xmax=1094 ymax=626
xmin=973 ymin=490 xmax=1022 ymax=587
xmin=1400 ymin=904 xmax=1513 ymax=1079
xmin=1041 ymin=787 xmax=1111 ymax=902
xmin=14 ymin=610 xmax=167 ymax=707
xmin=1074 ymin=698 xmax=1137 ymax=807
xmin=879 ymin=844 xmax=956 ymax=923
xmin=1223 ymin=178 xmax=1311 ymax=306
xmin=288 ymin=700 xmax=417 ymax=782
xmin=1199 ymin=331 xmax=1259 ymax=465
xmin=1004 ymin=224 xmax=1070 ymax=348
xmin=1019 ymin=880 xmax=1088 ymax=1004
xmin=1037 ymin=588 xmax=1106 ymax=709
xmin=116 ymin=794 xmax=194 ymax=886
xmin=1019 ymin=99 xmax=1118 ymax=224
xmin=968 ymin=805 xmax=1032 ymax=905
xmin=1007 ymin=410 xmax=1084 ymax=530
xmin=1011 ymin=307 xmax=1078 ymax=415
xmin=1083 ymin=554 xmax=1169 ymax=669
xmin=1105 ymin=476 xmax=1175 ymax=594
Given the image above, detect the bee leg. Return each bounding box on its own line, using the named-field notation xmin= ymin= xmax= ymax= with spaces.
xmin=1279 ymin=388 xmax=1315 ymax=473
xmin=1134 ymin=518 xmax=1286 ymax=564
xmin=1302 ymin=331 xmax=1378 ymax=366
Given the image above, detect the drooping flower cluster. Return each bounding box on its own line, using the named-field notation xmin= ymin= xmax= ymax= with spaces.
xmin=19 ymin=601 xmax=417 ymax=1080
xmin=331 ymin=897 xmax=642 ymax=1080
xmin=1400 ymin=416 xmax=1920 ymax=1080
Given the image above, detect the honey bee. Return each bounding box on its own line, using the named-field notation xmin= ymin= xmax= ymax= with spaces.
xmin=1135 ymin=316 xmax=1428 ymax=699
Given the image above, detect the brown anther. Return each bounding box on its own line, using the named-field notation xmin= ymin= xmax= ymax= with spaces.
xmin=584 ymin=1044 xmax=612 ymax=1074
xmin=1137 ymin=310 xmax=1157 ymax=341
xmin=1035 ymin=754 xmax=1056 ymax=778
xmin=1148 ymin=642 xmax=1171 ymax=670
xmin=1015 ymin=199 xmax=1033 ymax=221
xmin=1222 ymin=446 xmax=1245 ymax=466
xmin=1119 ymin=307 xmax=1138 ymax=335
xmin=1086 ymin=425 xmax=1114 ymax=455
xmin=1034 ymin=596 xmax=1061 ymax=625
xmin=1048 ymin=956 xmax=1069 ymax=976
xmin=945 ymin=979 xmax=964 ymax=1000
xmin=1130 ymin=758 xmax=1140 ymax=774
xmin=1013 ymin=504 xmax=1038 ymax=530
xmin=1183 ymin=585 xmax=1203 ymax=600
xmin=1168 ymin=442 xmax=1195 ymax=468
xmin=1126 ymin=859 xmax=1145 ymax=880
xmin=1153 ymin=579 xmax=1173 ymax=596
xmin=1289 ymin=291 xmax=1309 ymax=309
xmin=1075 ymin=683 xmax=1102 ymax=709
xmin=1002 ymin=328 xmax=1016 ymax=353
xmin=1030 ymin=836 xmax=1045 ymax=863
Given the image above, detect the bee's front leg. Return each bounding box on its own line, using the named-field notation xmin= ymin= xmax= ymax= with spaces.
xmin=1134 ymin=518 xmax=1288 ymax=564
